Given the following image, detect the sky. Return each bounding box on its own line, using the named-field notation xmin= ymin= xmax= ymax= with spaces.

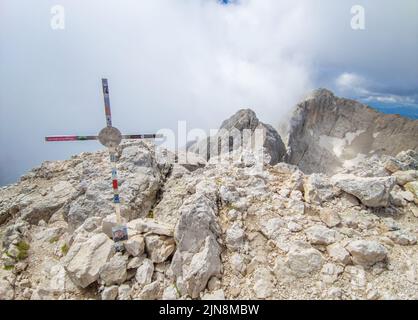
xmin=0 ymin=0 xmax=417 ymax=185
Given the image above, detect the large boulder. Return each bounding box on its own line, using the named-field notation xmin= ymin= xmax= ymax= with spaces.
xmin=305 ymin=225 xmax=338 ymax=245
xmin=145 ymin=235 xmax=176 ymax=263
xmin=253 ymin=268 xmax=274 ymax=299
xmin=304 ymin=174 xmax=336 ymax=204
xmin=127 ymin=218 xmax=174 ymax=237
xmin=168 ymin=181 xmax=222 ymax=298
xmin=99 ymin=253 xmax=128 ymax=286
xmin=0 ymin=270 xmax=14 ymax=300
xmin=346 ymin=240 xmax=388 ymax=266
xmin=405 ymin=181 xmax=418 ymax=205
xmin=285 ymin=242 xmax=324 ymax=277
xmin=189 ymin=109 xmax=286 ymax=165
xmin=63 ymin=233 xmax=114 ymax=288
xmin=327 ymin=243 xmax=351 ymax=265
xmin=10 ymin=181 xmax=78 ymax=225
xmin=66 ymin=142 xmax=167 ymax=231
xmin=225 ymin=223 xmax=245 ymax=251
xmin=393 ymin=170 xmax=418 ymax=186
xmin=332 ymin=174 xmax=395 ymax=207
xmin=135 ymin=258 xmax=154 ymax=286
xmin=124 ymin=235 xmax=145 ymax=257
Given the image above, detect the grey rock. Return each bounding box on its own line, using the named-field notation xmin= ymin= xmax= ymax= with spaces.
xmin=405 ymin=181 xmax=418 ymax=204
xmin=392 ymin=170 xmax=418 ymax=186
xmin=127 ymin=256 xmax=144 ymax=269
xmin=63 ymin=233 xmax=114 ymax=288
xmin=207 ymin=276 xmax=221 ymax=291
xmin=162 ymin=285 xmax=179 ymax=300
xmin=321 ymin=262 xmax=344 ymax=284
xmin=127 ymin=218 xmax=174 ymax=237
xmin=286 ymin=242 xmax=323 ymax=277
xmin=99 ymin=253 xmax=128 ymax=286
xmin=327 ymin=243 xmax=351 ymax=265
xmin=253 ymin=268 xmax=274 ymax=299
xmin=137 ymin=281 xmax=161 ymax=300
xmin=135 ymin=258 xmax=154 ymax=286
xmin=319 ymin=208 xmax=341 ymax=228
xmin=145 ymin=235 xmax=176 ymax=263
xmin=260 ymin=218 xmax=285 ymax=239
xmin=332 ymin=174 xmax=395 ymax=207
xmin=230 ymin=253 xmax=246 ymax=275
xmin=179 ymin=236 xmax=221 ymax=299
xmin=0 ymin=279 xmax=14 ymax=300
xmin=118 ymin=284 xmax=132 ymax=300
xmin=124 ymin=235 xmax=145 ymax=257
xmin=304 ymin=174 xmax=335 ymax=204
xmin=346 ymin=240 xmax=388 ymax=266
xmin=101 ymin=286 xmax=119 ymax=300
xmin=390 ymin=185 xmax=408 ymax=207
xmin=169 ymin=188 xmax=221 ymax=299
xmin=189 ymin=109 xmax=286 ymax=165
xmin=202 ymin=289 xmax=225 ymax=300
xmin=225 ymin=223 xmax=245 ymax=250
xmin=384 ymin=158 xmax=406 ymax=173
xmin=305 ymin=225 xmax=338 ymax=245
xmin=387 ymin=230 xmax=417 ymax=246
xmin=287 ymin=221 xmax=303 ymax=232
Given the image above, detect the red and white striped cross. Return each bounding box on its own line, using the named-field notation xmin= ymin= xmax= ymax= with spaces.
xmin=45 ymin=79 xmax=163 ymax=242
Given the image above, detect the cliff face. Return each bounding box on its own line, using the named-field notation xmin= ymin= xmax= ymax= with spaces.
xmin=285 ymin=89 xmax=418 ymax=174
xmin=1 ymin=93 xmax=418 ymax=300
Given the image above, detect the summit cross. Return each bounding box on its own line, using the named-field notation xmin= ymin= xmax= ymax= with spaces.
xmin=45 ymin=78 xmax=163 ymax=243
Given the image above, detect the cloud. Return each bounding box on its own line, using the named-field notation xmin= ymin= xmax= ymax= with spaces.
xmin=335 ymin=72 xmax=418 ymax=105
xmin=0 ymin=0 xmax=417 ymax=185
xmin=336 ymin=72 xmax=369 ymax=96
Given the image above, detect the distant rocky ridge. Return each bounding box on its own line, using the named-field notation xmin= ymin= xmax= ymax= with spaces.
xmin=284 ymin=89 xmax=418 ymax=174
xmin=1 ymin=89 xmax=418 ymax=300
xmin=188 ymin=108 xmax=286 ymax=165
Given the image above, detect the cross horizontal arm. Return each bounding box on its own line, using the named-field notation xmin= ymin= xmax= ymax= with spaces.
xmin=122 ymin=134 xmax=164 ymax=140
xmin=45 ymin=135 xmax=98 ymax=142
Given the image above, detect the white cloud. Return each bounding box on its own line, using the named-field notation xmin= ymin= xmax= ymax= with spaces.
xmin=0 ymin=0 xmax=417 ymax=184
xmin=336 ymin=72 xmax=369 ymax=96
xmin=335 ymin=72 xmax=417 ymax=105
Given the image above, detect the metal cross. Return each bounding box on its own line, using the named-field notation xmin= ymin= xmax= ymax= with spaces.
xmin=45 ymin=78 xmax=163 ymax=243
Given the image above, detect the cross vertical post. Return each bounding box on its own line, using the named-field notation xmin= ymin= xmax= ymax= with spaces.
xmin=102 ymin=78 xmax=112 ymax=127
xmin=109 ymin=148 xmax=121 ymax=223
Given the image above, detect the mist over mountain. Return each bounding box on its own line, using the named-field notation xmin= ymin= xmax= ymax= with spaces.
xmin=1 ymin=0 xmax=418 ymax=186
xmin=1 ymin=91 xmax=418 ymax=300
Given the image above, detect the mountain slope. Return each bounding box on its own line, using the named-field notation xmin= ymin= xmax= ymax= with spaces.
xmin=1 ymin=93 xmax=418 ymax=300
xmin=284 ymin=89 xmax=418 ymax=174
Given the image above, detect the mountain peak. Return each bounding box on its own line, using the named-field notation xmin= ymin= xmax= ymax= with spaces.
xmin=304 ymin=88 xmax=335 ymax=101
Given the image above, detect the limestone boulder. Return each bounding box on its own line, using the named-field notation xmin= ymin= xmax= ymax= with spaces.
xmin=285 ymin=242 xmax=324 ymax=277
xmin=63 ymin=233 xmax=114 ymax=288
xmin=145 ymin=235 xmax=176 ymax=263
xmin=332 ymin=174 xmax=395 ymax=207
xmin=99 ymin=253 xmax=128 ymax=286
xmin=346 ymin=240 xmax=388 ymax=266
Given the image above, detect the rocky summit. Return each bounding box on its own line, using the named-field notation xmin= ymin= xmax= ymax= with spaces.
xmin=1 ymin=89 xmax=418 ymax=300
xmin=284 ymin=89 xmax=418 ymax=175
